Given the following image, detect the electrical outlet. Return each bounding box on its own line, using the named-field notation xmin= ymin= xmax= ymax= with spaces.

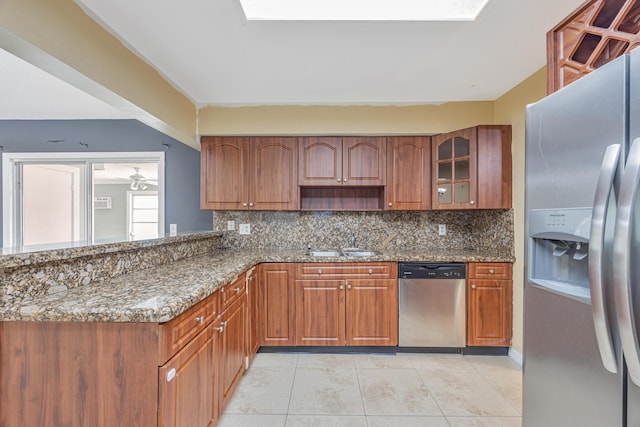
xmin=239 ymin=223 xmax=251 ymax=235
xmin=438 ymin=224 xmax=447 ymax=236
xmin=227 ymin=220 xmax=235 ymax=231
xmin=169 ymin=224 xmax=178 ymax=236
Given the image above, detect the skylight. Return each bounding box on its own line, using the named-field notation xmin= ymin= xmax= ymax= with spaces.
xmin=238 ymin=0 xmax=490 ymax=21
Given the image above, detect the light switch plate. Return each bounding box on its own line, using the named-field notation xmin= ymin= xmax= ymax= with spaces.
xmin=227 ymin=220 xmax=235 ymax=231
xmin=438 ymin=224 xmax=447 ymax=236
xmin=239 ymin=223 xmax=251 ymax=235
xmin=169 ymin=224 xmax=177 ymax=236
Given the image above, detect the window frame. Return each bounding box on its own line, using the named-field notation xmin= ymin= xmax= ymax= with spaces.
xmin=2 ymin=151 xmax=165 ymax=248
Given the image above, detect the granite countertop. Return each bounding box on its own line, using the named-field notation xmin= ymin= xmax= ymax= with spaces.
xmin=1 ymin=248 xmax=514 ymax=323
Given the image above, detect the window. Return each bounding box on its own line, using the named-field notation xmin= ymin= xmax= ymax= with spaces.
xmin=2 ymin=152 xmax=164 ymax=249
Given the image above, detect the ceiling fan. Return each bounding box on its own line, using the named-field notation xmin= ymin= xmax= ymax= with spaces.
xmin=129 ymin=167 xmax=151 ymax=190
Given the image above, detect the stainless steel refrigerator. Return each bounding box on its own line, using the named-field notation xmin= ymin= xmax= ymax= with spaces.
xmin=524 ymin=48 xmax=640 ymax=426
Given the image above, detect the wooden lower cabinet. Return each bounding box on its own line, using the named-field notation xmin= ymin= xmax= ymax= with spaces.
xmin=295 ymin=279 xmax=346 ymax=346
xmin=294 ymin=263 xmax=398 ymax=347
xmin=247 ymin=267 xmax=260 ymax=362
xmin=467 ymin=263 xmax=513 ymax=347
xmin=346 ymin=279 xmax=398 ymax=346
xmin=159 ymin=327 xmax=216 ymax=427
xmin=220 ymin=293 xmax=247 ymax=409
xmin=259 ymin=263 xmax=296 ymax=346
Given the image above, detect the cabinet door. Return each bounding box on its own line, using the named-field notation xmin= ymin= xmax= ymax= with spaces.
xmin=467 ymin=279 xmax=512 ymax=346
xmin=299 ymin=137 xmax=342 ymax=186
xmin=476 ymin=126 xmax=512 ymax=209
xmin=220 ymin=295 xmax=247 ymax=408
xmin=345 ymin=279 xmax=398 ymax=346
xmin=343 ymin=137 xmax=386 ymax=186
xmin=200 ymin=137 xmax=250 ymax=210
xmin=158 ymin=327 xmax=215 ymax=427
xmin=386 ymin=136 xmax=431 ymax=210
xmin=432 ymin=128 xmax=477 ymax=209
xmin=250 ymin=137 xmax=299 ymax=210
xmin=247 ymin=268 xmax=260 ymax=363
xmin=294 ymin=280 xmax=345 ymax=346
xmin=260 ymin=264 xmax=296 ymax=346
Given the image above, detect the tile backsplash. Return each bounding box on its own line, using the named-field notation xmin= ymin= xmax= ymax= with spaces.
xmin=214 ymin=210 xmax=514 ymax=256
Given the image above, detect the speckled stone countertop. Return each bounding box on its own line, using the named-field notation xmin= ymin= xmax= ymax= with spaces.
xmin=1 ymin=248 xmax=514 ymax=323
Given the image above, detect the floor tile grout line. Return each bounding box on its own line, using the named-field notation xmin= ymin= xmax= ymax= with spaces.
xmin=463 ymin=355 xmax=523 ymax=416
xmin=412 ymin=365 xmax=449 ymax=420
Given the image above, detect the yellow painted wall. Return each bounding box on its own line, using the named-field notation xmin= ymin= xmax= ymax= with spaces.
xmin=0 ymin=0 xmax=197 ymax=148
xmin=198 ymin=103 xmax=495 ymax=136
xmin=494 ymin=67 xmax=548 ymax=354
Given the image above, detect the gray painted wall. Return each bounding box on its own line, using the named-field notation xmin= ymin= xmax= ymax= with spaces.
xmin=0 ymin=119 xmax=211 ymax=244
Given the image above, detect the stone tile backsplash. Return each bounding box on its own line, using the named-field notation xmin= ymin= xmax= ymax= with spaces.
xmin=214 ymin=210 xmax=514 ymax=257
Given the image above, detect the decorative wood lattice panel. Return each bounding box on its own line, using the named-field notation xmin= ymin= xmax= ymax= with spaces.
xmin=547 ymin=0 xmax=640 ymax=93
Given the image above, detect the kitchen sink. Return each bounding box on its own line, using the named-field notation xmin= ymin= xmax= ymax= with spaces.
xmin=342 ymin=250 xmax=380 ymax=257
xmin=306 ymin=250 xmax=342 ymax=257
xmin=305 ymin=249 xmax=381 ymax=257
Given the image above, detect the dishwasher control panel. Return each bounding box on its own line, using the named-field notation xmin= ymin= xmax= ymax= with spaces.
xmin=398 ymin=262 xmax=466 ymax=279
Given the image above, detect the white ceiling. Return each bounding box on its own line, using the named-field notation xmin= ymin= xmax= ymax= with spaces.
xmin=72 ymin=0 xmax=585 ymax=106
xmin=1 ymin=0 xmax=586 ymax=119
xmin=0 ymin=48 xmax=130 ymax=120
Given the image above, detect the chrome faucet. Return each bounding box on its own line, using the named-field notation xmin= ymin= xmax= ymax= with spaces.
xmin=351 ymin=233 xmax=357 ymax=248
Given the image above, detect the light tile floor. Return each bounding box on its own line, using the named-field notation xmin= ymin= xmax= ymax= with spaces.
xmin=219 ymin=352 xmax=522 ymax=427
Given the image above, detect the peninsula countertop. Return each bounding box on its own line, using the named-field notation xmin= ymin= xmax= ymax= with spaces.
xmin=0 ymin=248 xmax=515 ymax=323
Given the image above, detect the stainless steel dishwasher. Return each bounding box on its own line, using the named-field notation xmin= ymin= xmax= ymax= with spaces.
xmin=398 ymin=262 xmax=466 ymax=348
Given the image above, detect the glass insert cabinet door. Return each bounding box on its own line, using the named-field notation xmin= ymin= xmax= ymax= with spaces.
xmin=433 ymin=127 xmax=477 ymax=209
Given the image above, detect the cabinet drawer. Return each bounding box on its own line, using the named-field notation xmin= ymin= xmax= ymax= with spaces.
xmin=221 ymin=273 xmax=246 ymax=309
xmin=468 ymin=263 xmax=512 ymax=280
xmin=296 ymin=262 xmax=396 ymax=279
xmin=160 ymin=291 xmax=219 ymax=364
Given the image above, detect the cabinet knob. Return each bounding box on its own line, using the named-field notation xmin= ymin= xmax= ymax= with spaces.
xmin=215 ymin=325 xmax=224 ymax=333
xmin=234 ymin=287 xmax=241 ymax=293
xmin=471 ymin=284 xmax=477 ymax=289
xmin=470 ymin=200 xmax=475 ymax=205
xmin=243 ymin=203 xmax=248 ymax=207
xmin=318 ymin=269 xmax=323 ymax=275
xmin=344 ymin=179 xmax=348 ymax=182
xmin=339 ymin=285 xmax=344 ymax=290
xmin=388 ymin=202 xmax=393 ymax=207
xmin=249 ymin=202 xmax=254 ymax=207
xmin=337 ymin=178 xmax=341 ymax=182
xmin=166 ymin=368 xmax=176 ymax=383
xmin=489 ymin=269 xmax=495 ymax=274
xmin=221 ymin=321 xmax=228 ymax=327
xmin=347 ymin=284 xmax=352 ymax=290
xmin=195 ymin=316 xmax=205 ymax=323
xmin=368 ymin=269 xmax=374 ymax=274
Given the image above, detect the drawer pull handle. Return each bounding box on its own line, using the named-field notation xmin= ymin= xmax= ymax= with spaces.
xmin=471 ymin=284 xmax=477 ymax=289
xmin=318 ymin=269 xmax=323 ymax=275
xmin=195 ymin=316 xmax=205 ymax=323
xmin=368 ymin=269 xmax=374 ymax=274
xmin=166 ymin=368 xmax=176 ymax=383
xmin=489 ymin=269 xmax=495 ymax=274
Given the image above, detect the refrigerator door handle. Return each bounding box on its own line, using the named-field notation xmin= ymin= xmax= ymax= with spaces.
xmin=589 ymin=143 xmax=621 ymax=374
xmin=614 ymin=137 xmax=640 ymax=386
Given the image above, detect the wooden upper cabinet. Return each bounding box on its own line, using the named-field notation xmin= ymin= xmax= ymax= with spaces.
xmin=476 ymin=126 xmax=512 ymax=209
xmin=201 ymin=137 xmax=249 ymax=210
xmin=201 ymin=136 xmax=298 ymax=210
xmin=299 ymin=137 xmax=342 ymax=186
xmin=432 ymin=125 xmax=511 ymax=210
xmin=342 ymin=137 xmax=386 ymax=186
xmin=433 ymin=128 xmax=478 ymax=210
xmin=299 ymin=137 xmax=386 ymax=186
xmin=386 ymin=136 xmax=431 ymax=210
